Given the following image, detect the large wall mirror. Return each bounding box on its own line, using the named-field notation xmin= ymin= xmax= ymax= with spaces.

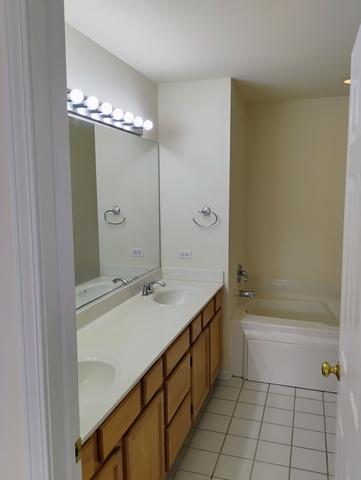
xmin=69 ymin=116 xmax=160 ymax=309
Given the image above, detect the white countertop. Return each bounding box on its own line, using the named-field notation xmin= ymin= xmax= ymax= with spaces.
xmin=77 ymin=279 xmax=222 ymax=442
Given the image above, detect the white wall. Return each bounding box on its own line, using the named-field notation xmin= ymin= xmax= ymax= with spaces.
xmin=65 ymin=25 xmax=158 ymax=141
xmin=95 ymin=125 xmax=160 ymax=278
xmin=245 ymin=97 xmax=348 ymax=299
xmin=159 ymin=78 xmax=233 ymax=368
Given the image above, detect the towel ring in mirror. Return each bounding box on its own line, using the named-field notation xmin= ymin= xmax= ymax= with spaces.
xmin=193 ymin=206 xmax=218 ymax=227
xmin=104 ymin=206 xmax=126 ymax=225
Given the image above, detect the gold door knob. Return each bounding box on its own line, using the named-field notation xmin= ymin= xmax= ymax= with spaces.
xmin=322 ymin=361 xmax=341 ymax=381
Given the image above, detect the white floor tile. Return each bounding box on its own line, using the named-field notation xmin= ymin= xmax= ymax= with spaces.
xmin=217 ymin=377 xmax=244 ymax=389
xmin=206 ymin=398 xmax=236 ymax=416
xmin=296 ymin=389 xmax=323 ymax=401
xmin=267 ymin=393 xmax=294 ymax=410
xmin=228 ymin=417 xmax=261 ymax=439
xmin=260 ymin=422 xmax=292 ymax=444
xmin=179 ymin=448 xmax=218 ymax=476
xmin=295 ymin=398 xmax=323 ymax=415
xmin=290 ymin=469 xmax=327 ymax=479
xmin=255 ymin=440 xmax=291 ymax=466
xmin=198 ymin=413 xmax=231 ymax=433
xmin=243 ymin=380 xmax=269 ymax=392
xmin=263 ymin=407 xmax=293 ymax=426
xmin=269 ymin=385 xmax=295 ymax=397
xmin=174 ymin=471 xmax=211 ymax=480
xmin=328 ymin=452 xmax=335 ymax=475
xmin=323 ymin=392 xmax=337 ymax=403
xmin=239 ymin=389 xmax=267 ymax=406
xmin=213 ymin=454 xmax=253 ymax=480
xmin=291 ymin=447 xmax=327 ymax=474
xmin=326 ymin=433 xmax=335 ymax=453
xmin=324 ymin=402 xmax=337 ymax=418
xmin=189 ymin=429 xmax=225 ymax=453
xmin=233 ymin=402 xmax=264 ymax=421
xmin=212 ymin=385 xmax=240 ymax=401
xmin=293 ymin=428 xmax=325 ymax=451
xmin=325 ymin=417 xmax=336 ymax=434
xmin=251 ymin=461 xmax=289 ymax=480
xmin=221 ymin=434 xmax=257 ymax=459
xmin=294 ymin=412 xmax=324 ymax=432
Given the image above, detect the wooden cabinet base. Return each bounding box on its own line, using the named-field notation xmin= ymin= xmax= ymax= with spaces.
xmin=166 ymin=393 xmax=192 ymax=470
xmin=94 ymin=449 xmax=123 ymax=480
xmin=124 ymin=391 xmax=165 ymax=480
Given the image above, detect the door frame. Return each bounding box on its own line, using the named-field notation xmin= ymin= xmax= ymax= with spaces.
xmin=0 ymin=0 xmax=80 ymax=478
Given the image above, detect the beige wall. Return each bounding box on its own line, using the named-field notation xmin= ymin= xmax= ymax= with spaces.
xmin=69 ymin=117 xmax=100 ymax=284
xmin=245 ymin=96 xmax=348 ymax=299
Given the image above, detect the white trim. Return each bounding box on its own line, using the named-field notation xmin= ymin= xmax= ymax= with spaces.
xmin=0 ymin=0 xmax=80 ymax=478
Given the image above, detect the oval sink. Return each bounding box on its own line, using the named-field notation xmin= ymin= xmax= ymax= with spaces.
xmin=153 ymin=288 xmax=200 ymax=306
xmin=76 ymin=281 xmax=115 ymax=308
xmin=78 ymin=358 xmax=118 ymax=398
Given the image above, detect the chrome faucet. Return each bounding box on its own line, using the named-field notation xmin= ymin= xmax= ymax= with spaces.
xmin=113 ymin=277 xmax=129 ymax=285
xmin=142 ymin=280 xmax=166 ymax=296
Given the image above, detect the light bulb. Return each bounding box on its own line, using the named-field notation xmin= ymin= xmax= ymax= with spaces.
xmin=112 ymin=108 xmax=124 ymax=121
xmin=68 ymin=89 xmax=84 ymax=104
xmin=99 ymin=102 xmax=113 ymax=116
xmin=84 ymin=96 xmax=99 ymax=110
xmin=143 ymin=119 xmax=154 ymax=131
xmin=134 ymin=116 xmax=144 ymax=128
xmin=124 ymin=112 xmax=134 ymax=124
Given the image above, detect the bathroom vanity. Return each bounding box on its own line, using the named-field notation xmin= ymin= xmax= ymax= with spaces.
xmin=79 ymin=284 xmax=223 ymax=480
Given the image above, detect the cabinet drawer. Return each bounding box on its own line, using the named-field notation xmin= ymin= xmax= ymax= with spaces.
xmin=164 ymin=329 xmax=190 ymax=376
xmin=94 ymin=448 xmax=123 ymax=480
xmin=215 ymin=289 xmax=223 ymax=312
xmin=98 ymin=384 xmax=142 ymax=461
xmin=142 ymin=358 xmax=163 ymax=405
xmin=165 ymin=353 xmax=191 ymax=424
xmin=166 ymin=392 xmax=192 ymax=470
xmin=82 ymin=434 xmax=99 ymax=480
xmin=190 ymin=314 xmax=202 ymax=343
xmin=202 ymin=299 xmax=215 ymax=328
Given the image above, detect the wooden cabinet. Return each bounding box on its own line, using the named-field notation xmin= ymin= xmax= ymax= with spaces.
xmin=202 ymin=299 xmax=215 ymax=328
xmin=94 ymin=449 xmax=123 ymax=480
xmin=142 ymin=358 xmax=163 ymax=405
xmin=209 ymin=310 xmax=222 ymax=384
xmin=165 ymin=353 xmax=191 ymax=423
xmin=82 ymin=434 xmax=99 ymax=480
xmin=166 ymin=393 xmax=192 ymax=470
xmin=164 ymin=328 xmax=190 ymax=376
xmin=124 ymin=391 xmax=165 ymax=480
xmin=215 ymin=289 xmax=223 ymax=312
xmin=191 ymin=329 xmax=209 ymax=420
xmin=190 ymin=314 xmax=202 ymax=343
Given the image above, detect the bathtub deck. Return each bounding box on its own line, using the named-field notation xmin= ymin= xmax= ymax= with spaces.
xmin=167 ymin=377 xmax=336 ymax=480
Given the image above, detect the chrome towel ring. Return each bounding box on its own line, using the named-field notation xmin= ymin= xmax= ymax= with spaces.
xmin=193 ymin=206 xmax=218 ymax=227
xmin=104 ymin=206 xmax=126 ymax=225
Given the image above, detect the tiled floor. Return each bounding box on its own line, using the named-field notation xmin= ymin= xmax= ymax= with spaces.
xmin=167 ymin=377 xmax=337 ymax=480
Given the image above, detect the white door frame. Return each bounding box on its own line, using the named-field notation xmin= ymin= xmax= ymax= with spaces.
xmin=0 ymin=0 xmax=80 ymax=478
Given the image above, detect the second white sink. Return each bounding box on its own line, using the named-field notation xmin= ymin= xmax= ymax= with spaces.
xmin=78 ymin=357 xmax=119 ymax=399
xmin=152 ymin=288 xmax=200 ymax=306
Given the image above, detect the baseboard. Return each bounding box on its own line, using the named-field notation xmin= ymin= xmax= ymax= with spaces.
xmin=218 ymin=368 xmax=233 ymax=380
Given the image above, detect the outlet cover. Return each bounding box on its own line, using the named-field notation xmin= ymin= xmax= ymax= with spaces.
xmin=131 ymin=248 xmax=144 ymax=257
xmin=177 ymin=249 xmax=192 ymax=259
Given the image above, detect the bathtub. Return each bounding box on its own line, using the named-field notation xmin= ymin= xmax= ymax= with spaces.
xmin=232 ymin=297 xmax=339 ymax=392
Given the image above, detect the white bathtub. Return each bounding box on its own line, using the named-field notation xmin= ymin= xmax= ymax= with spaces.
xmin=232 ymin=297 xmax=339 ymax=392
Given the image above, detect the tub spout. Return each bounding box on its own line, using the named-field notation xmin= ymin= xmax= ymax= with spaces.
xmin=239 ymin=290 xmax=255 ymax=298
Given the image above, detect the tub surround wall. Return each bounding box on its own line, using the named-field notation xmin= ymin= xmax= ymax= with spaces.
xmin=65 ymin=25 xmax=158 ymax=141
xmin=245 ymin=97 xmax=348 ymax=299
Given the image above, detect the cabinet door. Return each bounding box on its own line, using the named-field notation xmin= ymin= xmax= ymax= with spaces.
xmin=94 ymin=449 xmax=123 ymax=480
xmin=124 ymin=391 xmax=165 ymax=480
xmin=209 ymin=310 xmax=222 ymax=385
xmin=191 ymin=329 xmax=209 ymax=419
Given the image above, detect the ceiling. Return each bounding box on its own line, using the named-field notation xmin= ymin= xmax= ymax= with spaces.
xmin=64 ymin=0 xmax=361 ymax=101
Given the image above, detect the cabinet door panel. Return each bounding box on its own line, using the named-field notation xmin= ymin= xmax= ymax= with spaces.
xmin=124 ymin=391 xmax=165 ymax=480
xmin=166 ymin=392 xmax=191 ymax=470
xmin=191 ymin=329 xmax=209 ymax=419
xmin=94 ymin=449 xmax=123 ymax=480
xmin=165 ymin=353 xmax=191 ymax=423
xmin=209 ymin=310 xmax=222 ymax=385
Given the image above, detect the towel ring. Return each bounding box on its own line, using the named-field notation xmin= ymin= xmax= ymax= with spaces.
xmin=193 ymin=206 xmax=218 ymax=227
xmin=104 ymin=206 xmax=126 ymax=225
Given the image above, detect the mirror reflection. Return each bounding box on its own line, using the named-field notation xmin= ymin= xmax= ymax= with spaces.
xmin=69 ymin=116 xmax=160 ymax=308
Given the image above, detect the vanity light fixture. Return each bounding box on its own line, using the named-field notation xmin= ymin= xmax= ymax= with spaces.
xmin=67 ymin=88 xmax=154 ymax=136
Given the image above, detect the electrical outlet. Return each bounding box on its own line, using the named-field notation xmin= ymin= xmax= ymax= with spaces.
xmin=177 ymin=249 xmax=192 ymax=259
xmin=131 ymin=248 xmax=144 ymax=257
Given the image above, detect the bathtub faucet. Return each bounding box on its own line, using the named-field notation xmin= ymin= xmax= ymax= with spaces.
xmin=238 ymin=289 xmax=255 ymax=299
